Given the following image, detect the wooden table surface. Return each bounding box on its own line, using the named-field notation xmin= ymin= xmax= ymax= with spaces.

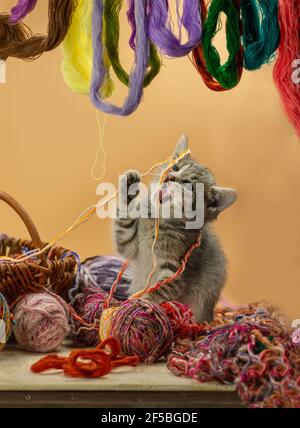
xmin=0 ymin=345 xmax=242 ymax=408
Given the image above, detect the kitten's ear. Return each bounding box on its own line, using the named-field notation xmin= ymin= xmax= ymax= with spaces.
xmin=207 ymin=186 xmax=237 ymax=220
xmin=173 ymin=134 xmax=190 ymax=159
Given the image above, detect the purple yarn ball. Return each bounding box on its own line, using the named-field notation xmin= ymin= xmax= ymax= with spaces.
xmin=78 ymin=256 xmax=132 ymax=301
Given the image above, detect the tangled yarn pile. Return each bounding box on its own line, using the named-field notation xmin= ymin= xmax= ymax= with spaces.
xmin=168 ymin=303 xmax=300 ymax=408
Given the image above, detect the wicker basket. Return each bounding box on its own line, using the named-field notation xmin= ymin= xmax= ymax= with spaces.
xmin=0 ymin=191 xmax=77 ymax=304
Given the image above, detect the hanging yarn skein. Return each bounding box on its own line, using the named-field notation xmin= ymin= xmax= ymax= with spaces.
xmin=0 ymin=0 xmax=76 ymax=61
xmin=104 ymin=0 xmax=161 ymax=88
xmin=13 ymin=293 xmax=70 ymax=353
xmin=192 ymin=0 xmax=230 ymax=91
xmin=10 ymin=0 xmax=38 ymax=24
xmin=128 ymin=0 xmax=202 ymax=58
xmin=240 ymin=0 xmax=280 ymax=70
xmin=0 ymin=293 xmax=11 ymax=351
xmin=62 ymin=0 xmax=114 ymax=98
xmin=90 ymin=0 xmax=151 ymax=116
xmin=201 ymin=0 xmax=243 ymax=89
xmin=273 ymin=0 xmax=300 ymax=136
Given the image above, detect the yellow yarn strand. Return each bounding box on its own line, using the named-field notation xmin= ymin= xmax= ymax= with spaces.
xmin=99 ymin=307 xmax=119 ymax=341
xmin=130 ymin=148 xmax=191 ymax=300
xmin=0 ymin=155 xmax=179 ymax=265
xmin=91 ymin=111 xmax=108 ymax=181
xmin=61 ymin=0 xmax=114 ymax=98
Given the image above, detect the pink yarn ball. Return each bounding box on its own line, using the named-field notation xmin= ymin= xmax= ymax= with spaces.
xmin=13 ymin=293 xmax=70 ymax=353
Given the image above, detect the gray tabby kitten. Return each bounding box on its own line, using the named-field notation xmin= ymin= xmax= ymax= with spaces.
xmin=113 ymin=136 xmax=237 ymax=322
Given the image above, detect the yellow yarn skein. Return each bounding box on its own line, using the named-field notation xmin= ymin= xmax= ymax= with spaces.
xmin=61 ymin=0 xmax=114 ymax=98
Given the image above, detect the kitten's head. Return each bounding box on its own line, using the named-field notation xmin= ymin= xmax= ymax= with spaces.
xmin=155 ymin=135 xmax=237 ymax=223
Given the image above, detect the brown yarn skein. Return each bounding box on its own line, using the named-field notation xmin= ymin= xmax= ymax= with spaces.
xmin=0 ymin=0 xmax=77 ymax=61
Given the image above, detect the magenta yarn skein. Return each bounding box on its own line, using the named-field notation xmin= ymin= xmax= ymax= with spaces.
xmin=13 ymin=293 xmax=70 ymax=353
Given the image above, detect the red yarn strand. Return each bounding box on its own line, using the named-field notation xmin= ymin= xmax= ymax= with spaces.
xmin=31 ymin=337 xmax=139 ymax=378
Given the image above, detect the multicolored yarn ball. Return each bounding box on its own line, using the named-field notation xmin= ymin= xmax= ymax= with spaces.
xmin=167 ymin=303 xmax=300 ymax=408
xmin=108 ymin=299 xmax=173 ymax=364
xmin=75 ymin=256 xmax=132 ymax=302
xmin=10 ymin=0 xmax=38 ymax=24
xmin=13 ymin=293 xmax=70 ymax=353
xmin=0 ymin=292 xmax=11 ymax=351
xmin=71 ymin=289 xmax=120 ymax=347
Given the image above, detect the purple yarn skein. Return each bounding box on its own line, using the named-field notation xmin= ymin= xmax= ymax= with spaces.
xmin=10 ymin=0 xmax=38 ymax=24
xmin=127 ymin=0 xmax=202 ymax=57
xmin=91 ymin=0 xmax=150 ymax=116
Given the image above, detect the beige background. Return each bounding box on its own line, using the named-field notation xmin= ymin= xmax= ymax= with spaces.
xmin=0 ymin=1 xmax=300 ymax=321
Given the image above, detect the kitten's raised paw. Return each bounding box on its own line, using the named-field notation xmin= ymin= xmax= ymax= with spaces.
xmin=125 ymin=170 xmax=141 ymax=186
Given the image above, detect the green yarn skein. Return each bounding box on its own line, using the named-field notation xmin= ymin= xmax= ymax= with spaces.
xmin=103 ymin=0 xmax=161 ymax=88
xmin=202 ymin=0 xmax=241 ymax=89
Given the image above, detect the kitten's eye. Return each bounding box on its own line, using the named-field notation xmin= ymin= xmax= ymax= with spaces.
xmin=172 ymin=164 xmax=179 ymax=172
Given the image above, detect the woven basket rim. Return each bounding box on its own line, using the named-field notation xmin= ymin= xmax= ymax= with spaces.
xmin=0 ymin=233 xmax=77 ymax=270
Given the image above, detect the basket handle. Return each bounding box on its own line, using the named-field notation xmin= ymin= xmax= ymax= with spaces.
xmin=0 ymin=191 xmax=45 ymax=258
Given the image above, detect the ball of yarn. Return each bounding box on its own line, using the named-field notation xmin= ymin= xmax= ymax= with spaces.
xmin=13 ymin=293 xmax=70 ymax=353
xmin=110 ymin=299 xmax=173 ymax=364
xmin=77 ymin=256 xmax=132 ymax=301
xmin=0 ymin=293 xmax=11 ymax=351
xmin=71 ymin=289 xmax=120 ymax=347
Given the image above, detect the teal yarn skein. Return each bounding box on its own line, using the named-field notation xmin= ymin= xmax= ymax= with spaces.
xmin=241 ymin=0 xmax=280 ymax=70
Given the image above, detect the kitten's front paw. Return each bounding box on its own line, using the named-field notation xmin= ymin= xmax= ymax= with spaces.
xmin=119 ymin=170 xmax=141 ymax=206
xmin=125 ymin=170 xmax=141 ymax=187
